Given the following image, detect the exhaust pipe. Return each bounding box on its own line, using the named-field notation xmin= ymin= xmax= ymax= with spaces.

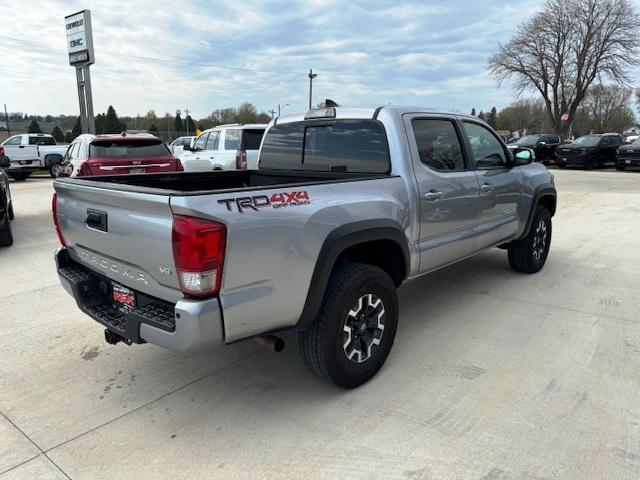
xmin=253 ymin=335 xmax=285 ymax=352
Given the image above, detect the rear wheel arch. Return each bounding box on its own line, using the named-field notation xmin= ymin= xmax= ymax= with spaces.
xmin=296 ymin=220 xmax=409 ymax=330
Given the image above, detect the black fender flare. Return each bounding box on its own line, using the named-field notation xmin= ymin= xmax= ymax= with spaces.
xmin=518 ymin=186 xmax=557 ymax=240
xmin=296 ymin=219 xmax=410 ymax=330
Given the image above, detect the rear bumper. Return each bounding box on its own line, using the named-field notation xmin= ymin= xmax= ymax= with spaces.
xmin=55 ymin=248 xmax=225 ymax=351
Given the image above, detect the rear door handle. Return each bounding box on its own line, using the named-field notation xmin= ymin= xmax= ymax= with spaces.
xmin=480 ymin=183 xmax=493 ymax=193
xmin=424 ymin=190 xmax=444 ymax=201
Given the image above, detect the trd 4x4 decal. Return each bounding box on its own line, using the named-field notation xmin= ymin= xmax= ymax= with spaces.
xmin=218 ymin=191 xmax=310 ymax=213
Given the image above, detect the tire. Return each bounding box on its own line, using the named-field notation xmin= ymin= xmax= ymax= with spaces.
xmin=8 ymin=201 xmax=14 ymax=221
xmin=616 ymin=163 xmax=626 ymax=171
xmin=508 ymin=206 xmax=551 ymax=273
xmin=298 ymin=263 xmax=399 ymax=388
xmin=49 ymin=164 xmax=61 ymax=178
xmin=9 ymin=172 xmax=31 ymax=181
xmin=0 ymin=212 xmax=13 ymax=247
xmin=583 ymin=155 xmax=595 ymax=170
xmin=555 ymin=160 xmax=566 ymax=168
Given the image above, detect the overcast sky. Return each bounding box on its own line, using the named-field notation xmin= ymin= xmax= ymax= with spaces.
xmin=1 ymin=0 xmax=638 ymax=119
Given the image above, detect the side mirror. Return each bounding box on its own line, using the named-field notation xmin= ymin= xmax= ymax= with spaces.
xmin=513 ymin=147 xmax=534 ymax=166
xmin=0 ymin=156 xmax=10 ymax=168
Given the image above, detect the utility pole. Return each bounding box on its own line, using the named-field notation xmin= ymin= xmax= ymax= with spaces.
xmin=185 ymin=107 xmax=190 ymax=135
xmin=269 ymin=109 xmax=276 ymax=119
xmin=308 ymin=69 xmax=317 ymax=109
xmin=4 ymin=104 xmax=10 ymax=137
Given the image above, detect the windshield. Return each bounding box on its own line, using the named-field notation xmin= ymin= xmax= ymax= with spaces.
xmin=631 ymin=138 xmax=640 ymax=145
xmin=573 ymin=135 xmax=600 ymax=147
xmin=515 ymin=135 xmax=541 ymax=145
xmin=89 ymin=139 xmax=170 ymax=158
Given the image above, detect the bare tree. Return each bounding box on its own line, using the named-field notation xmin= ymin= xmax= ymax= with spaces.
xmin=489 ymin=0 xmax=640 ymax=137
xmin=583 ymin=84 xmax=633 ymax=131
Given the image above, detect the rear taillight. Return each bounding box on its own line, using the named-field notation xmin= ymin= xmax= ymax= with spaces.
xmin=175 ymin=159 xmax=184 ymax=172
xmin=235 ymin=150 xmax=247 ymax=170
xmin=0 ymin=146 xmax=4 ymax=157
xmin=52 ymin=193 xmax=66 ymax=246
xmin=172 ymin=215 xmax=226 ymax=298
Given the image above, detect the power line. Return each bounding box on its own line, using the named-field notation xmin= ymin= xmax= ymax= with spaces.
xmin=0 ymin=34 xmax=302 ymax=76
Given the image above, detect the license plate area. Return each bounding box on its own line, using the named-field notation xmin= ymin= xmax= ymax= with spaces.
xmin=129 ymin=168 xmax=145 ymax=174
xmin=112 ymin=282 xmax=136 ymax=310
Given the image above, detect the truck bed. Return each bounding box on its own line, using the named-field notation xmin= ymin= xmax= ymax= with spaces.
xmin=58 ymin=169 xmax=388 ymax=195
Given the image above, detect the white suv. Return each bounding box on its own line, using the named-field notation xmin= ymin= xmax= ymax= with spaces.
xmin=178 ymin=124 xmax=267 ymax=172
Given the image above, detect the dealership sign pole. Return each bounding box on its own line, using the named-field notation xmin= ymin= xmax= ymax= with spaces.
xmin=65 ymin=10 xmax=95 ymax=134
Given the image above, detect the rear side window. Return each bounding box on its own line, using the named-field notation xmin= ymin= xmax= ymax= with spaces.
xmin=412 ymin=119 xmax=465 ymax=171
xmin=224 ymin=130 xmax=241 ymax=150
xmin=206 ymin=131 xmax=219 ymax=150
xmin=89 ymin=140 xmax=170 ymax=158
xmin=241 ymin=129 xmax=265 ymax=150
xmin=29 ymin=136 xmax=55 ymax=145
xmin=259 ymin=120 xmax=390 ymax=173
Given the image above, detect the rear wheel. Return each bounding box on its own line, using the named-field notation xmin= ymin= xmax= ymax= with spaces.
xmin=0 ymin=212 xmax=13 ymax=247
xmin=49 ymin=164 xmax=61 ymax=178
xmin=555 ymin=159 xmax=566 ymax=168
xmin=9 ymin=172 xmax=31 ymax=181
xmin=8 ymin=201 xmax=14 ymax=220
xmin=616 ymin=163 xmax=626 ymax=171
xmin=299 ymin=263 xmax=398 ymax=388
xmin=508 ymin=206 xmax=552 ymax=273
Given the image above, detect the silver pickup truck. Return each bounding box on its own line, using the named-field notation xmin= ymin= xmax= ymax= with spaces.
xmin=53 ymin=106 xmax=556 ymax=387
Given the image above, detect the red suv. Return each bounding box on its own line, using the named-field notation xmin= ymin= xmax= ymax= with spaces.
xmin=60 ymin=134 xmax=182 ymax=177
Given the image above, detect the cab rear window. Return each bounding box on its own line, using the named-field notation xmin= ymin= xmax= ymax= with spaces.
xmin=29 ymin=136 xmax=56 ymax=145
xmin=89 ymin=140 xmax=170 ymax=158
xmin=259 ymin=120 xmax=390 ymax=173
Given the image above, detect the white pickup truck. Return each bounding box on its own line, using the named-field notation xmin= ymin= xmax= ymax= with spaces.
xmin=0 ymin=134 xmax=68 ymax=180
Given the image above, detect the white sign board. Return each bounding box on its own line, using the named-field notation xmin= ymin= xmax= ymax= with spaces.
xmin=65 ymin=10 xmax=94 ymax=66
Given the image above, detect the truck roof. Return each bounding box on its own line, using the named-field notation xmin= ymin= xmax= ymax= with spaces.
xmin=275 ymin=106 xmax=480 ymax=125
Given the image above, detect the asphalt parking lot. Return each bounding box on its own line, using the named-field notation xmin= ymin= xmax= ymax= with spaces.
xmin=1 ymin=169 xmax=639 ymax=480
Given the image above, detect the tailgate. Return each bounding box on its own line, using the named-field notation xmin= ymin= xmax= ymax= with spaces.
xmin=54 ymin=181 xmax=182 ymax=302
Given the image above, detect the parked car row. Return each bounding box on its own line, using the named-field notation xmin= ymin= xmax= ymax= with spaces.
xmin=509 ymin=132 xmax=640 ymax=171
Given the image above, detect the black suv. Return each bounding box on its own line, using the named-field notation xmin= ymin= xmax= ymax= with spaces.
xmin=555 ymin=133 xmax=623 ymax=169
xmin=509 ymin=134 xmax=561 ymax=162
xmin=615 ymin=137 xmax=640 ymax=170
xmin=0 ymin=156 xmax=14 ymax=246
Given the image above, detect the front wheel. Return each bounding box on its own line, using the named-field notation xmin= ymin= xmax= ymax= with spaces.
xmin=616 ymin=163 xmax=626 ymax=171
xmin=299 ymin=263 xmax=398 ymax=388
xmin=583 ymin=156 xmax=595 ymax=170
xmin=508 ymin=206 xmax=552 ymax=273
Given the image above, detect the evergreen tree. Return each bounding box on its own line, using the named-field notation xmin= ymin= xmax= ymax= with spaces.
xmin=64 ymin=131 xmax=73 ymax=143
xmin=71 ymin=116 xmax=82 ymax=140
xmin=103 ymin=106 xmax=126 ymax=133
xmin=471 ymin=107 xmax=477 ymax=116
xmin=174 ymin=113 xmax=183 ymax=133
xmin=185 ymin=115 xmax=194 ymax=135
xmin=50 ymin=125 xmax=64 ymax=142
xmin=27 ymin=119 xmax=42 ymax=133
xmin=148 ymin=124 xmax=159 ymax=136
xmin=94 ymin=114 xmax=106 ymax=134
xmin=487 ymin=107 xmax=498 ymax=128
xmin=478 ymin=110 xmax=485 ymax=121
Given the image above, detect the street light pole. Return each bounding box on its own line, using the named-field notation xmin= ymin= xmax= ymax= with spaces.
xmin=278 ymin=103 xmax=290 ymax=117
xmin=308 ymin=69 xmax=317 ymax=109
